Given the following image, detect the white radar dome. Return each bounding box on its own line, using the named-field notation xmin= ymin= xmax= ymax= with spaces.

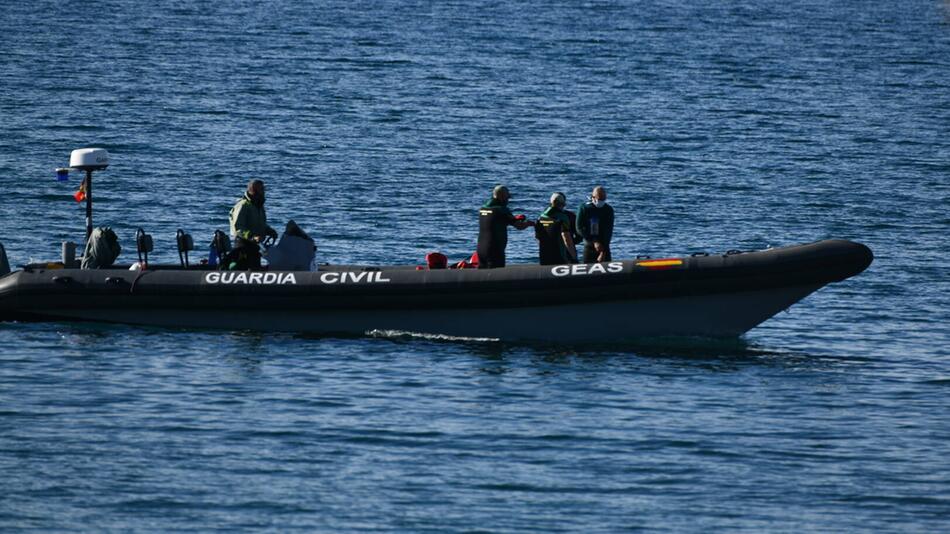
xmin=69 ymin=148 xmax=109 ymax=171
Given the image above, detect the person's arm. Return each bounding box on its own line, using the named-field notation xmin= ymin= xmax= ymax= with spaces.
xmin=260 ymin=205 xmax=279 ymax=240
xmin=507 ymin=208 xmax=532 ymax=229
xmin=577 ymin=204 xmax=592 ymax=241
xmin=561 ymin=228 xmax=578 ymax=263
xmin=567 ymin=210 xmax=583 ymax=244
xmin=602 ymin=205 xmax=614 ymax=244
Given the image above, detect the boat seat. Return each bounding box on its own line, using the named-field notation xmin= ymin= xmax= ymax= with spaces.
xmin=209 ymin=230 xmax=232 ymax=268
xmin=176 ymin=229 xmax=194 ymax=267
xmin=135 ymin=228 xmax=153 ymax=268
xmin=212 ymin=230 xmax=231 ymax=255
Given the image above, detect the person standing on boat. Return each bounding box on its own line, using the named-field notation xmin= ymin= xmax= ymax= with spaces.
xmin=477 ymin=185 xmax=533 ymax=269
xmin=563 ymin=198 xmax=583 ymax=262
xmin=228 ymin=179 xmax=278 ymax=270
xmin=577 ymin=185 xmax=614 ymax=263
xmin=535 ymin=192 xmax=579 ymax=265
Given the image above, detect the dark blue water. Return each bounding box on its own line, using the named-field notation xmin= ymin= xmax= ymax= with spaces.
xmin=2 ymin=1 xmax=949 ymax=531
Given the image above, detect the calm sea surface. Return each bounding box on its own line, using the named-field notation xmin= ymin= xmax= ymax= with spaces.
xmin=1 ymin=1 xmax=949 ymax=531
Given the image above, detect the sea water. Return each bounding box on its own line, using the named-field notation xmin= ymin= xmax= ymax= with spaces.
xmin=1 ymin=1 xmax=948 ymax=531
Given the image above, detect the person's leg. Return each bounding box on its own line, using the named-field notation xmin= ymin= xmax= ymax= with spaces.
xmin=247 ymin=244 xmax=262 ymax=270
xmin=227 ymin=238 xmax=261 ymax=270
xmin=582 ymin=242 xmax=597 ymax=263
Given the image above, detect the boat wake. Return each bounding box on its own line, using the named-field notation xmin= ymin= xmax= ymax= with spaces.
xmin=365 ymin=329 xmax=501 ymax=343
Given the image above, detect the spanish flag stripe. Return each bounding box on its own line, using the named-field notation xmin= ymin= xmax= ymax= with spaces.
xmin=636 ymin=259 xmax=683 ymax=268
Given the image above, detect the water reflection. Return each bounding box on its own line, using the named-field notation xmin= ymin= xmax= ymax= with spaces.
xmin=461 ymin=335 xmax=866 ymax=375
xmin=29 ymin=320 xmax=867 ymax=379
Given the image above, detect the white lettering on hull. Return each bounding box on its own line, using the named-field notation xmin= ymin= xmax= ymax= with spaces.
xmin=205 ymin=272 xmax=297 ymax=284
xmin=551 ymin=262 xmax=624 ymax=277
xmin=205 ymin=271 xmax=392 ymax=285
xmin=319 ymin=272 xmax=392 ymax=284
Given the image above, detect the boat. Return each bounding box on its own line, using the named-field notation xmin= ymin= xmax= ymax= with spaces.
xmin=0 ymin=239 xmax=872 ymax=342
xmin=0 ymin=148 xmax=873 ymax=342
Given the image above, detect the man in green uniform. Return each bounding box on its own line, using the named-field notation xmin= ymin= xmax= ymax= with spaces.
xmin=477 ymin=185 xmax=533 ymax=269
xmin=227 ymin=179 xmax=278 ymax=270
xmin=535 ymin=192 xmax=578 ymax=265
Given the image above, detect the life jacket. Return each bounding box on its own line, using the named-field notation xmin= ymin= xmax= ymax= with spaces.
xmin=452 ymin=252 xmax=479 ymax=269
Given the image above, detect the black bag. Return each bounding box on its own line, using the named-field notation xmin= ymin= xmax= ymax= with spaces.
xmin=219 ymin=238 xmax=262 ymax=271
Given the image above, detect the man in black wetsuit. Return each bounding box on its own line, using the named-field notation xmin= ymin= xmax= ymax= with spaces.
xmin=577 ymin=185 xmax=615 ymax=263
xmin=477 ymin=185 xmax=533 ymax=269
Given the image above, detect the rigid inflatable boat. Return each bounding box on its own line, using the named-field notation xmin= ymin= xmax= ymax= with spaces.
xmin=0 ymin=239 xmax=872 ymax=342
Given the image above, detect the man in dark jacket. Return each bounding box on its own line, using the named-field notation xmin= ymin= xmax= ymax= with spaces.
xmin=577 ymin=185 xmax=614 ymax=263
xmin=226 ymin=179 xmax=279 ymax=270
xmin=476 ymin=185 xmax=533 ymax=269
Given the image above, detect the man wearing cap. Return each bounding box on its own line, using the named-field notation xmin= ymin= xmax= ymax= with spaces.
xmin=227 ymin=179 xmax=279 ymax=270
xmin=477 ymin=185 xmax=533 ymax=269
xmin=577 ymin=185 xmax=614 ymax=263
xmin=535 ymin=192 xmax=579 ymax=265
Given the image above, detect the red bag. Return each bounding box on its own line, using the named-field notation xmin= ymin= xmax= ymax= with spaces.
xmin=425 ymin=252 xmax=448 ymax=269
